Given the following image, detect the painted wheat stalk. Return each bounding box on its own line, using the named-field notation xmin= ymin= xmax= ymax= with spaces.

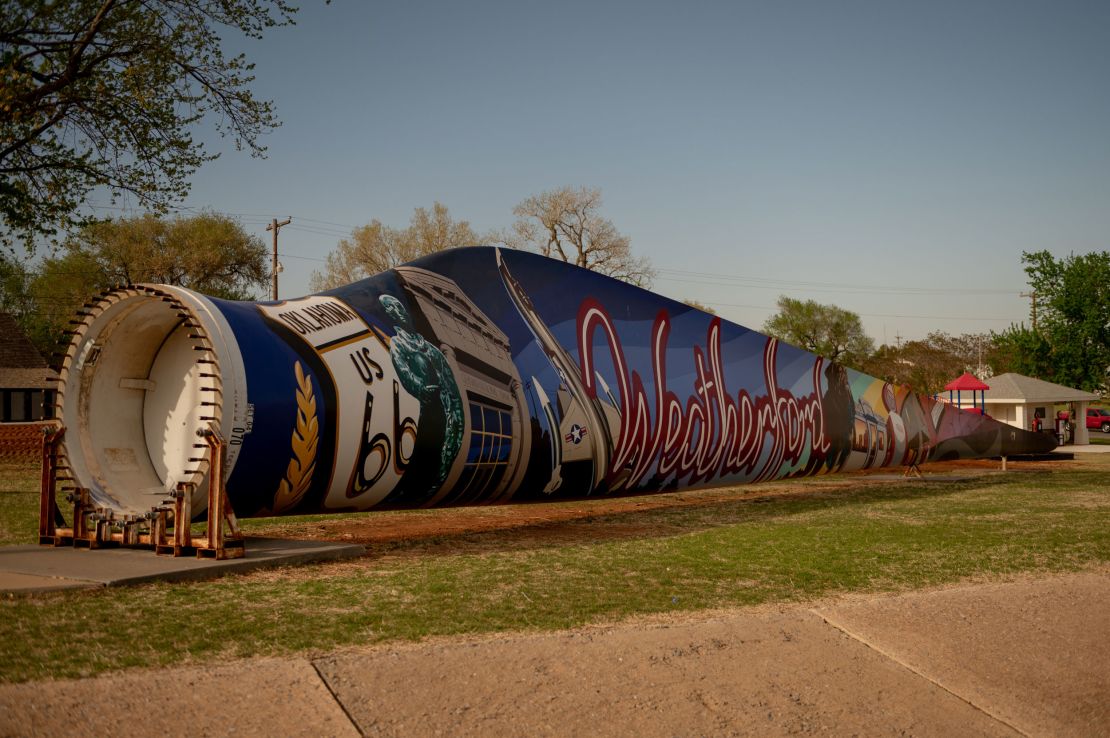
xmin=273 ymin=361 xmax=318 ymax=513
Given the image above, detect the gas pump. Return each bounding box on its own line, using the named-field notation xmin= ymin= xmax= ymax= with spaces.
xmin=1055 ymin=410 xmax=1072 ymax=445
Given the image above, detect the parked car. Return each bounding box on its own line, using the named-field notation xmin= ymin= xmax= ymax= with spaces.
xmin=1087 ymin=407 xmax=1110 ymax=433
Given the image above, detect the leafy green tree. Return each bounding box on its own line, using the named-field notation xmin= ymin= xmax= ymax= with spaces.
xmin=0 ymin=253 xmax=33 ymax=319
xmin=0 ymin=253 xmax=63 ymax=356
xmin=1008 ymin=250 xmax=1110 ymax=392
xmin=1 ymin=0 xmax=296 ymax=252
xmin=312 ymin=203 xmax=480 ymax=290
xmin=27 ymin=212 xmax=267 ymax=356
xmin=990 ymin=325 xmax=1056 ymax=381
xmin=24 ymin=247 xmax=107 ymax=358
xmin=61 ymin=212 xmax=268 ymax=296
xmin=762 ymin=296 xmax=874 ymax=369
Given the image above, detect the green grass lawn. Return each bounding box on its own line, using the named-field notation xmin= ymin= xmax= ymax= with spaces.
xmin=1 ymin=455 xmax=1108 ymax=683
xmin=0 ymin=461 xmax=40 ymax=547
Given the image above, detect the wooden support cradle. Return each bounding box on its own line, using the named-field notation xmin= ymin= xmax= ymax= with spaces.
xmin=39 ymin=424 xmax=245 ymax=560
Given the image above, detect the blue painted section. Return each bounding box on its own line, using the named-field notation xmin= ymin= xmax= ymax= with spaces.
xmin=201 ymin=247 xmax=1056 ymax=517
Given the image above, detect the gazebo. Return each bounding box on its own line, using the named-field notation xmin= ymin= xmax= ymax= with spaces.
xmin=944 ymin=372 xmax=989 ymax=415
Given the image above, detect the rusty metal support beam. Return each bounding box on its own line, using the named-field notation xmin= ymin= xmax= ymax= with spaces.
xmin=197 ymin=427 xmax=245 ymax=560
xmin=38 ymin=424 xmax=67 ymax=546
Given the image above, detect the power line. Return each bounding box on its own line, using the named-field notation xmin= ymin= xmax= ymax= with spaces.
xmin=655 ymin=271 xmax=1019 ymax=296
xmin=278 ymin=252 xmax=327 ymax=263
xmin=696 ymin=298 xmax=1017 ymax=322
xmin=656 ymin=266 xmax=1016 ymax=292
xmin=85 ymin=202 xmax=360 ymax=232
xmin=284 ymin=224 xmax=351 ymax=238
xmin=80 ymin=202 xmax=1028 ymax=304
xmin=288 ymin=215 xmax=362 ymax=229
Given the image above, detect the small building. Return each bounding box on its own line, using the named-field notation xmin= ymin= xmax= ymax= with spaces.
xmin=949 ymin=371 xmax=1100 ymax=446
xmin=0 ymin=312 xmax=58 ymax=422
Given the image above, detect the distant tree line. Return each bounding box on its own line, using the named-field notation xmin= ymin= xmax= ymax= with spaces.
xmin=4 ymin=202 xmax=1105 ymax=400
xmin=0 ymin=212 xmax=268 ymax=359
xmin=0 ymin=186 xmax=651 ymax=360
xmin=763 ymin=250 xmax=1109 ymax=396
xmin=59 ymin=204 xmax=1097 ymax=402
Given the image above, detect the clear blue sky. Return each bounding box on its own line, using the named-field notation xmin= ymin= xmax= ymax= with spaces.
xmin=137 ymin=0 xmax=1110 ymax=343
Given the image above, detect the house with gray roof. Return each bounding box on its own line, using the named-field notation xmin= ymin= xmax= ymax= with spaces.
xmin=949 ymin=372 xmax=1100 ymax=446
xmin=0 ymin=313 xmax=58 ymax=422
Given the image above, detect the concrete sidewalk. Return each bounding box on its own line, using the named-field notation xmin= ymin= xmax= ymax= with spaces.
xmin=0 ymin=537 xmax=365 ymax=593
xmin=1074 ymin=443 xmax=1110 ymax=453
xmin=1 ymin=569 xmax=1106 ymax=737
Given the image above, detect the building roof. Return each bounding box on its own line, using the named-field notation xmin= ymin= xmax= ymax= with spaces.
xmin=945 ymin=372 xmax=990 ymax=391
xmin=0 ymin=367 xmax=58 ymax=389
xmin=982 ymin=372 xmax=1100 ymax=404
xmin=0 ymin=313 xmax=59 ymax=389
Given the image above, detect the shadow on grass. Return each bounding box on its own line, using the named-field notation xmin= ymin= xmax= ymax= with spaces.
xmin=287 ymin=473 xmax=1035 ymax=562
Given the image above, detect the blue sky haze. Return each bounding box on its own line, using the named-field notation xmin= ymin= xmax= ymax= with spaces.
xmin=99 ymin=0 xmax=1110 ymax=343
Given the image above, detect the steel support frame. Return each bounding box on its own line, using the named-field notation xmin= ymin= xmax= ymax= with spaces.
xmin=38 ymin=424 xmax=246 ymax=559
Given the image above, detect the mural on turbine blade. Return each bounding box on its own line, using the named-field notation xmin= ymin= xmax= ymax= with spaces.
xmin=57 ymin=247 xmax=1056 ymax=520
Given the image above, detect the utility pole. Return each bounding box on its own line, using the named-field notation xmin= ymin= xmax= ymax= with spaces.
xmin=266 ymin=217 xmax=291 ymax=300
xmin=1020 ymin=291 xmax=1038 ymax=332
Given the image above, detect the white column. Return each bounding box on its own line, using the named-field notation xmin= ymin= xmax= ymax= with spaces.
xmin=1074 ymin=401 xmax=1090 ymax=445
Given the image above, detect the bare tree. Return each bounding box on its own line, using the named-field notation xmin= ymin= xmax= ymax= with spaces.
xmin=680 ymin=298 xmax=717 ymax=314
xmin=312 ymin=203 xmax=480 ymax=290
xmin=507 ymin=186 xmax=654 ymax=288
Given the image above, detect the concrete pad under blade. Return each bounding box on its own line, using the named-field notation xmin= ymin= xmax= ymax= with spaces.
xmin=0 ymin=537 xmax=364 ymax=592
xmin=814 ymin=571 xmax=1110 ymax=737
xmin=315 ymin=609 xmax=1017 ymax=737
xmin=0 ymin=570 xmax=100 ymax=593
xmin=0 ymin=658 xmax=359 ymax=738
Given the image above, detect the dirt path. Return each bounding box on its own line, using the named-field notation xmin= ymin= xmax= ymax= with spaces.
xmin=3 ymin=567 xmax=1106 ymax=737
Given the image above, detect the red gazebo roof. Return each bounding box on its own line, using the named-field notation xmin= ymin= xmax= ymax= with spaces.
xmin=944 ymin=372 xmax=990 ymax=391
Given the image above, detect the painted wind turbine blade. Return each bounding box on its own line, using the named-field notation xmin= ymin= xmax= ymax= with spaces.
xmin=57 ymin=247 xmax=1056 ymax=520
